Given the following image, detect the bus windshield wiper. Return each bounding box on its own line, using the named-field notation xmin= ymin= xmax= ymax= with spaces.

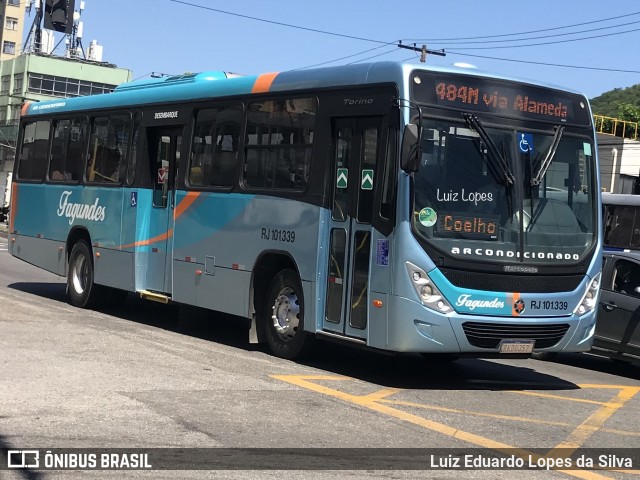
xmin=464 ymin=113 xmax=515 ymax=186
xmin=531 ymin=125 xmax=564 ymax=186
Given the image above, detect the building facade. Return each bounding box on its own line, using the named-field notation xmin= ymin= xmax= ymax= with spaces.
xmin=598 ymin=133 xmax=640 ymax=194
xmin=0 ymin=53 xmax=132 ymax=207
xmin=0 ymin=0 xmax=25 ymax=63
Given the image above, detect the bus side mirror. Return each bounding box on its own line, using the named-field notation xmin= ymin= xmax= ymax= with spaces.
xmin=401 ymin=124 xmax=422 ymax=173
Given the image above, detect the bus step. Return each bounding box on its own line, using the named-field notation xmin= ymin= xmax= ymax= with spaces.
xmin=138 ymin=290 xmax=171 ymax=304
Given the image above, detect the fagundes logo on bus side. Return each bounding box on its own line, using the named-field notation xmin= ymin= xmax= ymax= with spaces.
xmin=57 ymin=191 xmax=106 ymax=225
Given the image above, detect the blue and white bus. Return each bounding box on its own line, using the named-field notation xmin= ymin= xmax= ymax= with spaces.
xmin=9 ymin=62 xmax=602 ymax=359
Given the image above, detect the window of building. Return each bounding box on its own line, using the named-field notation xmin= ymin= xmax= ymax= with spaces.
xmin=243 ymin=97 xmax=316 ymax=190
xmin=2 ymin=41 xmax=16 ymax=55
xmin=9 ymin=104 xmax=19 ymax=121
xmin=86 ymin=114 xmax=130 ymax=183
xmin=5 ymin=17 xmax=18 ymax=30
xmin=189 ymin=104 xmax=242 ymax=187
xmin=28 ymin=73 xmax=117 ymax=98
xmin=7 ymin=0 xmax=20 ymax=6
xmin=0 ymin=75 xmax=9 ymax=94
xmin=12 ymin=72 xmax=23 ymax=93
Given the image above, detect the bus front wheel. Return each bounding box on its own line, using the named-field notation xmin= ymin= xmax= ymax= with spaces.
xmin=67 ymin=240 xmax=104 ymax=308
xmin=263 ymin=269 xmax=313 ymax=360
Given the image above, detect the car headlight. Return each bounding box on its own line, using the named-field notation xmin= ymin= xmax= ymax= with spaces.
xmin=574 ymin=272 xmax=601 ymax=316
xmin=405 ymin=262 xmax=452 ymax=313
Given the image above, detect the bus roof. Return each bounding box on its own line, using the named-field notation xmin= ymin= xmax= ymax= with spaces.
xmin=21 ymin=61 xmax=587 ymax=117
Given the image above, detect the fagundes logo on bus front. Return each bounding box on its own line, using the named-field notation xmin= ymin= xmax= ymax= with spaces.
xmin=57 ymin=191 xmax=106 ymax=225
xmin=456 ymin=294 xmax=505 ymax=311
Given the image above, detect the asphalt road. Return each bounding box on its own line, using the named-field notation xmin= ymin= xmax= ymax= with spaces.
xmin=0 ymin=235 xmax=638 ymax=480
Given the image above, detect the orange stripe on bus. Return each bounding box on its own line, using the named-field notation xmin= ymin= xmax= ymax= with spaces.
xmin=174 ymin=191 xmax=201 ymax=220
xmin=251 ymin=72 xmax=279 ymax=93
xmin=20 ymin=101 xmax=31 ymax=117
xmin=119 ymin=193 xmax=200 ymax=249
xmin=9 ymin=182 xmax=17 ymax=233
xmin=120 ymin=229 xmax=174 ymax=249
xmin=511 ymin=292 xmax=521 ymax=316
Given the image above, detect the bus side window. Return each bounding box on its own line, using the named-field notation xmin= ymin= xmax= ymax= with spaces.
xmin=189 ymin=108 xmax=216 ymax=186
xmin=87 ymin=114 xmax=131 ymax=184
xmin=244 ymin=98 xmax=316 ymax=190
xmin=17 ymin=120 xmax=50 ymax=181
xmin=126 ymin=112 xmax=142 ymax=186
xmin=49 ymin=118 xmax=87 ymax=182
xmin=211 ymin=111 xmax=241 ymax=187
xmin=188 ymin=104 xmax=241 ymax=189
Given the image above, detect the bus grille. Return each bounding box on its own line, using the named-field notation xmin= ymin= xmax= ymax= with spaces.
xmin=461 ymin=322 xmax=570 ymax=349
xmin=440 ymin=269 xmax=583 ymax=293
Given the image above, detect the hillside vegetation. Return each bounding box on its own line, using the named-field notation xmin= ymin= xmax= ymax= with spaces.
xmin=590 ymin=84 xmax=640 ymax=119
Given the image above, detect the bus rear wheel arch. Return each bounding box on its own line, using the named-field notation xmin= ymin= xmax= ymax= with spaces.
xmin=263 ymin=268 xmax=314 ymax=360
xmin=67 ymin=238 xmax=124 ymax=309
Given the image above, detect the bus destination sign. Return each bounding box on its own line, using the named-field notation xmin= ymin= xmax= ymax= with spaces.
xmin=412 ymin=72 xmax=591 ymax=125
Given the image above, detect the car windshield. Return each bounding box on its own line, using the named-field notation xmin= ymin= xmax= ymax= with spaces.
xmin=412 ymin=118 xmax=596 ymax=265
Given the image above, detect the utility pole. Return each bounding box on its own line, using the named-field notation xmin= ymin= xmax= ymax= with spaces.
xmin=397 ymin=42 xmax=446 ymax=62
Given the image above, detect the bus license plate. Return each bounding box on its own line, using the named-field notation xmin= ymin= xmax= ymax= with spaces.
xmin=499 ymin=340 xmax=535 ymax=354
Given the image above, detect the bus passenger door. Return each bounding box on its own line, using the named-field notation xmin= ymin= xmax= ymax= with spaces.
xmin=323 ymin=117 xmax=385 ymax=340
xmin=145 ymin=126 xmax=183 ymax=294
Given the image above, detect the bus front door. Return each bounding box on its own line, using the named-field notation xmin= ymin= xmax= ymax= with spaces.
xmin=323 ymin=117 xmax=384 ymax=340
xmin=145 ymin=127 xmax=182 ymax=295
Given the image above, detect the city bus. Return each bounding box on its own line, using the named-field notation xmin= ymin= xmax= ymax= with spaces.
xmin=9 ymin=61 xmax=602 ymax=359
xmin=602 ymin=192 xmax=640 ymax=251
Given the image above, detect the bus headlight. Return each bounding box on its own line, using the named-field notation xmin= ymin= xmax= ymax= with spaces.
xmin=574 ymin=272 xmax=601 ymax=316
xmin=406 ymin=262 xmax=452 ymax=313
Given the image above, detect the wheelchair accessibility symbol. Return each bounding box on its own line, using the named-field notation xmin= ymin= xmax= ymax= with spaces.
xmin=519 ymin=132 xmax=533 ymax=153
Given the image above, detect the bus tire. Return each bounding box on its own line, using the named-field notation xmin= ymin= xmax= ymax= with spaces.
xmin=263 ymin=269 xmax=313 ymax=360
xmin=67 ymin=240 xmax=105 ymax=308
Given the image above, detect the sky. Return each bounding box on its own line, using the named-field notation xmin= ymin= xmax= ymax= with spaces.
xmin=26 ymin=0 xmax=640 ymax=100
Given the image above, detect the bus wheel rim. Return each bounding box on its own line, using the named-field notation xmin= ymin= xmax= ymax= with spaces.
xmin=271 ymin=287 xmax=300 ymax=342
xmin=72 ymin=255 xmax=87 ymax=294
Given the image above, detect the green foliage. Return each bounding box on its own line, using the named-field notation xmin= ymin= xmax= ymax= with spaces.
xmin=591 ymin=84 xmax=640 ymax=120
xmin=617 ymin=103 xmax=640 ymax=122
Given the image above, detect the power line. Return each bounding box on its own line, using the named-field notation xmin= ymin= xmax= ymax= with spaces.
xmin=442 ymin=26 xmax=640 ymax=50
xmin=293 ymin=43 xmax=398 ymax=70
xmin=404 ymin=11 xmax=640 ymax=42
xmin=168 ymin=1 xmax=640 ymax=77
xmin=346 ymin=47 xmax=407 ymax=65
xmin=413 ymin=18 xmax=640 ymax=46
xmin=168 ymin=0 xmax=388 ymax=45
xmin=445 ymin=51 xmax=640 ymax=74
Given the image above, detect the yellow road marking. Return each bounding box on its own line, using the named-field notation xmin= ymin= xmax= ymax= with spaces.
xmin=508 ymin=391 xmax=612 ymax=406
xmin=273 ymin=375 xmax=617 ymax=480
xmin=549 ymin=386 xmax=640 ymax=454
xmin=380 ymin=399 xmax=640 ymax=437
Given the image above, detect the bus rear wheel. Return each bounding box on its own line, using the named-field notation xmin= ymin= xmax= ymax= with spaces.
xmin=67 ymin=240 xmax=105 ymax=308
xmin=263 ymin=269 xmax=313 ymax=360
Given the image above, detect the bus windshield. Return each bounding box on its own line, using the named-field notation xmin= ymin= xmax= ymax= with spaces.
xmin=412 ymin=118 xmax=596 ymax=265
